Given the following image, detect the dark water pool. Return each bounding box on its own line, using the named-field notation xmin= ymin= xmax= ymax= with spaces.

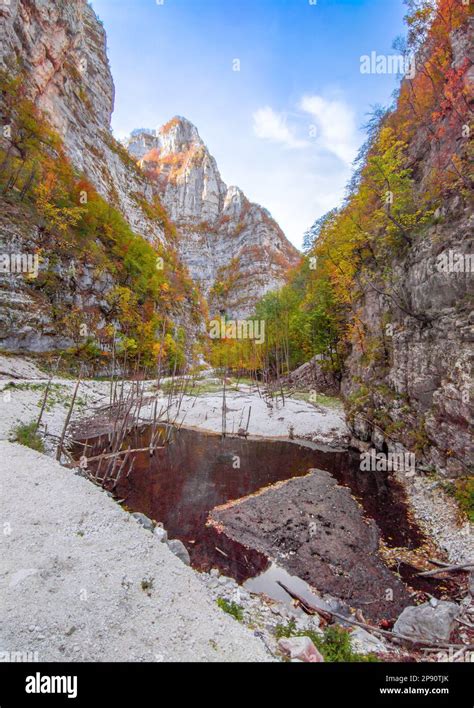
xmin=80 ymin=425 xmax=427 ymax=587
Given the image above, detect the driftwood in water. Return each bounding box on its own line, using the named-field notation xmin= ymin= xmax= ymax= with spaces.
xmin=72 ymin=446 xmax=162 ymax=466
xmin=276 ymin=581 xmax=333 ymax=622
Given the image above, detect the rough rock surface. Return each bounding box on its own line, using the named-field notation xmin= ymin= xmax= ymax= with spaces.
xmin=342 ymin=22 xmax=473 ymax=477
xmin=0 ymin=441 xmax=271 ymax=662
xmin=167 ymin=539 xmax=191 ymax=566
xmin=0 ymin=202 xmax=119 ymax=352
xmin=278 ymin=636 xmax=324 ymax=662
xmin=393 ymin=600 xmax=460 ymax=643
xmin=0 ymin=0 xmax=165 ymax=244
xmin=283 ymin=354 xmax=341 ymax=396
xmin=124 ymin=120 xmax=300 ymax=317
xmin=349 ymin=627 xmax=387 ymax=655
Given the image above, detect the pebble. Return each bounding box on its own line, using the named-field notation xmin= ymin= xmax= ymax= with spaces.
xmin=153 ymin=527 xmax=168 ymax=543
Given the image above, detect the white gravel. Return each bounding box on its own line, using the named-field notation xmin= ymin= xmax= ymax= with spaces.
xmin=0 ymin=441 xmax=272 ymax=662
xmin=144 ymin=389 xmax=349 ymax=444
xmin=394 ymin=470 xmax=474 ymax=565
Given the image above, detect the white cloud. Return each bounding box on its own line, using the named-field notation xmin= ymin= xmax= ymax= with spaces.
xmin=228 ymin=93 xmax=363 ymax=247
xmin=241 ymin=155 xmax=352 ymax=249
xmin=252 ymin=107 xmax=308 ymax=149
xmin=299 ymin=94 xmax=358 ymax=166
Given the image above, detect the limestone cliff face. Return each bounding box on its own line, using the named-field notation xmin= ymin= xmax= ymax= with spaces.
xmin=0 ymin=0 xmax=166 ymax=245
xmin=123 ymin=120 xmax=300 ymax=318
xmin=0 ymin=0 xmax=296 ymax=361
xmin=0 ymin=0 xmax=175 ymax=354
xmin=0 ymin=0 xmax=298 ymax=357
xmin=342 ymin=21 xmax=473 ymax=477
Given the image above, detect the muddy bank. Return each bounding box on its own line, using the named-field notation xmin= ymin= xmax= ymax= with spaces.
xmin=210 ymin=470 xmax=415 ymax=621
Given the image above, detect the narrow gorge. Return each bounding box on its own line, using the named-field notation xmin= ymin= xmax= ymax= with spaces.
xmin=0 ymin=0 xmax=472 ymax=673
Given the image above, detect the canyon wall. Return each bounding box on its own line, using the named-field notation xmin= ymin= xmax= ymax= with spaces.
xmin=342 ymin=19 xmax=473 ymax=477
xmin=0 ymin=0 xmax=298 ymax=357
xmin=124 ymin=120 xmax=300 ymax=318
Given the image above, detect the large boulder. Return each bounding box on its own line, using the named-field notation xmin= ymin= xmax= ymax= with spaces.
xmin=393 ymin=601 xmax=459 ymax=642
xmin=131 ymin=512 xmax=154 ymax=532
xmin=284 ymin=355 xmax=340 ymax=396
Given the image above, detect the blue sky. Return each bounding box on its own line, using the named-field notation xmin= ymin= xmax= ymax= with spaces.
xmin=90 ymin=0 xmax=408 ymax=248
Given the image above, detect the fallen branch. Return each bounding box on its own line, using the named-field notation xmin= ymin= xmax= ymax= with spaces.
xmin=276 ymin=581 xmax=332 ymax=622
xmin=56 ymin=375 xmax=81 ymax=461
xmin=276 ymin=581 xmax=474 ymax=651
xmin=455 ymin=617 xmax=474 ymax=630
xmin=417 ymin=563 xmax=474 ymax=577
xmin=71 ymin=446 xmax=162 ymax=466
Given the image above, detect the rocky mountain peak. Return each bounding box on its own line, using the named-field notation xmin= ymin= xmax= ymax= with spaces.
xmin=158 ymin=116 xmax=203 ymax=156
xmin=122 ymin=117 xmax=300 ymax=316
xmin=123 ymin=117 xmax=205 ymax=162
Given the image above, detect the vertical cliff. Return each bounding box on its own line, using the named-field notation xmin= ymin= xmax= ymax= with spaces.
xmin=0 ymin=0 xmax=168 ymax=243
xmin=0 ymin=0 xmax=299 ymax=361
xmin=258 ymin=3 xmax=472 ymax=478
xmin=0 ymin=0 xmax=202 ymax=362
xmin=338 ymin=11 xmax=473 ymax=477
xmin=124 ymin=119 xmax=300 ymax=318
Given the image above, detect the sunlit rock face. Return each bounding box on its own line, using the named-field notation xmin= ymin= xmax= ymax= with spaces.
xmin=124 ymin=119 xmax=300 ymax=317
xmin=0 ymin=0 xmax=167 ymax=245
xmin=0 ymin=0 xmax=298 ymax=354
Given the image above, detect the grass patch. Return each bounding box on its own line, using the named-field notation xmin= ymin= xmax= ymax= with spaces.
xmin=275 ymin=620 xmax=377 ymax=662
xmin=229 ymin=377 xmax=258 ymax=387
xmin=13 ymin=421 xmax=45 ymax=453
xmin=290 ymin=391 xmax=342 ymax=409
xmin=159 ymin=380 xmax=238 ymax=397
xmin=4 ymin=382 xmax=50 ymax=392
xmin=185 ymin=382 xmax=226 ymax=396
xmin=216 ymin=598 xmax=244 ymax=622
xmin=442 ymin=478 xmax=474 ymax=522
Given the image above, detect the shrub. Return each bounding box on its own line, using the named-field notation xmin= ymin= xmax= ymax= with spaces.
xmin=275 ymin=620 xmax=377 ymax=662
xmin=216 ymin=598 xmax=244 ymax=622
xmin=13 ymin=421 xmax=45 ymax=453
xmin=443 ymin=478 xmax=474 ymax=522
